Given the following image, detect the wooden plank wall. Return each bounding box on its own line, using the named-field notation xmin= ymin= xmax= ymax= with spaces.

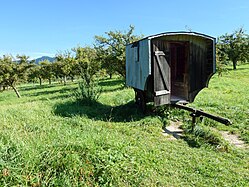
xmin=152 ymin=40 xmax=171 ymax=105
xmin=126 ymin=39 xmax=151 ymax=91
xmin=151 ymin=35 xmax=215 ymax=103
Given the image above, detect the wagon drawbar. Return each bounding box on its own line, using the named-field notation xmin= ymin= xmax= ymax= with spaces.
xmin=126 ymin=31 xmax=231 ymax=125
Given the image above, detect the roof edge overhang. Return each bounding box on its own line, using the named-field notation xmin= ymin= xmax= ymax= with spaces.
xmin=127 ymin=31 xmax=216 ymax=45
xmin=147 ymin=31 xmax=215 ymax=40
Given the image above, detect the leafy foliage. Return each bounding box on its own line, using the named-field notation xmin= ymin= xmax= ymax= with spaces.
xmin=28 ymin=64 xmax=42 ymax=85
xmin=74 ymin=75 xmax=102 ymax=105
xmin=95 ymin=25 xmax=143 ymax=77
xmin=28 ymin=60 xmax=55 ymax=85
xmin=73 ymin=47 xmax=102 ymax=105
xmin=54 ymin=51 xmax=76 ymax=85
xmin=39 ymin=60 xmax=55 ymax=84
xmin=217 ymin=27 xmax=249 ymax=69
xmin=0 ymin=55 xmax=33 ymax=97
xmin=73 ymin=46 xmax=100 ymax=80
xmin=216 ymin=46 xmax=229 ymax=76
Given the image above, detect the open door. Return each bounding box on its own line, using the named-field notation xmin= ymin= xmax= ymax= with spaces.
xmin=188 ymin=39 xmax=215 ymax=102
xmin=152 ymin=40 xmax=171 ymax=106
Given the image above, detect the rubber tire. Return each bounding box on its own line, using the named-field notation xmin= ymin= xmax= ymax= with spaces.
xmin=137 ymin=91 xmax=146 ymax=114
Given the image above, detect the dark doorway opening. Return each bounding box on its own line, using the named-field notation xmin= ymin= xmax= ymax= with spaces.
xmin=170 ymin=42 xmax=189 ymax=102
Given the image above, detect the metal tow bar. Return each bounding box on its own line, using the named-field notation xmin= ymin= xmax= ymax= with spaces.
xmin=172 ymin=103 xmax=232 ymax=131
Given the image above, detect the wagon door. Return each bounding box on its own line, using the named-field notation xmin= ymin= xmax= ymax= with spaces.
xmin=188 ymin=38 xmax=215 ymax=102
xmin=152 ymin=40 xmax=171 ymax=106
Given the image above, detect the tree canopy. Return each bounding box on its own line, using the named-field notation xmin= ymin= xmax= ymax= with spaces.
xmin=94 ymin=25 xmax=142 ymax=78
xmin=0 ymin=55 xmax=33 ymax=97
xmin=54 ymin=51 xmax=76 ymax=85
xmin=73 ymin=46 xmax=100 ymax=81
xmin=217 ymin=27 xmax=249 ymax=69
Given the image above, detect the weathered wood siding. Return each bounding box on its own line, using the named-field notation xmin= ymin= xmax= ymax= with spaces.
xmin=126 ymin=32 xmax=216 ymax=105
xmin=153 ymin=34 xmax=215 ymax=102
xmin=126 ymin=39 xmax=151 ymax=90
xmin=152 ymin=40 xmax=171 ymax=105
xmin=188 ymin=38 xmax=215 ymax=101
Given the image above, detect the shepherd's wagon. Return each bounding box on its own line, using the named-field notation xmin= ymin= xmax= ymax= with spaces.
xmin=126 ymin=31 xmax=216 ymax=111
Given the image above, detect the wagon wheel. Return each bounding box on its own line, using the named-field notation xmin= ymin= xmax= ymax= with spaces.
xmin=137 ymin=91 xmax=146 ymax=113
xmin=135 ymin=90 xmax=139 ymax=105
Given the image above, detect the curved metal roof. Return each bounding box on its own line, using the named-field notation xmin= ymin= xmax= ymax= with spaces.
xmin=144 ymin=31 xmax=216 ymax=41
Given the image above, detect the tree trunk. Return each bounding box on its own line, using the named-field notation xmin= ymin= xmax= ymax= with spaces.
xmin=109 ymin=73 xmax=112 ymax=79
xmin=39 ymin=77 xmax=42 ymax=86
xmin=63 ymin=76 xmax=67 ymax=85
xmin=12 ymin=86 xmax=21 ymax=98
xmin=232 ymin=60 xmax=237 ymax=70
xmin=49 ymin=78 xmax=51 ymax=85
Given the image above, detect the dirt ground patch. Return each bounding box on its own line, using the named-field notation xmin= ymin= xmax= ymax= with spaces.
xmin=162 ymin=121 xmax=183 ymax=140
xmin=220 ymin=131 xmax=248 ymax=149
xmin=162 ymin=122 xmax=248 ymax=149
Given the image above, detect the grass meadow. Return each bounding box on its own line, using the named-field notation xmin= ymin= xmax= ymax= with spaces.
xmin=0 ymin=64 xmax=248 ymax=186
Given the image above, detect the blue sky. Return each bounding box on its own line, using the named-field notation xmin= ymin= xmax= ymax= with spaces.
xmin=0 ymin=0 xmax=248 ymax=59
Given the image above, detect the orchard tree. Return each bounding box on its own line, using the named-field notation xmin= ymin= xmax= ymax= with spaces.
xmin=53 ymin=60 xmax=64 ymax=84
xmin=72 ymin=46 xmax=102 ymax=104
xmin=28 ymin=64 xmax=43 ymax=85
xmin=217 ymin=27 xmax=249 ymax=69
xmin=40 ymin=60 xmax=54 ymax=84
xmin=95 ymin=44 xmax=116 ymax=79
xmin=0 ymin=55 xmax=32 ymax=98
xmin=94 ymin=25 xmax=142 ymax=78
xmin=73 ymin=46 xmax=100 ymax=82
xmin=55 ymin=51 xmax=75 ymax=85
xmin=16 ymin=54 xmax=30 ymax=64
xmin=216 ymin=45 xmax=228 ymax=76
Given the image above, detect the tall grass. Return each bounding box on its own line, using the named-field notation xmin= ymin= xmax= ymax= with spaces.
xmin=189 ymin=64 xmax=249 ymax=143
xmin=0 ymin=66 xmax=248 ymax=186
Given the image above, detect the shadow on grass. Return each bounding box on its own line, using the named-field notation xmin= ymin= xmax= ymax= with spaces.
xmin=99 ymin=79 xmax=125 ymax=93
xmin=226 ymin=67 xmax=249 ymax=71
xmin=54 ymin=100 xmax=144 ymax=122
xmin=182 ymin=137 xmax=201 ymax=148
xmin=24 ymin=87 xmax=77 ymax=97
xmin=98 ymin=79 xmax=124 ymax=87
xmin=21 ymin=79 xmax=125 ymax=97
xmin=53 ymin=99 xmax=209 ymax=149
xmin=19 ymin=83 xmax=61 ymax=91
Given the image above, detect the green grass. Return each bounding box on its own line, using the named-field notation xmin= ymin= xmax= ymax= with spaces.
xmin=0 ymin=66 xmax=249 ymax=186
xmin=189 ymin=64 xmax=249 ymax=143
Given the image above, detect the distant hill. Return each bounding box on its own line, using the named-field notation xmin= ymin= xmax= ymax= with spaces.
xmin=35 ymin=56 xmax=56 ymax=64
